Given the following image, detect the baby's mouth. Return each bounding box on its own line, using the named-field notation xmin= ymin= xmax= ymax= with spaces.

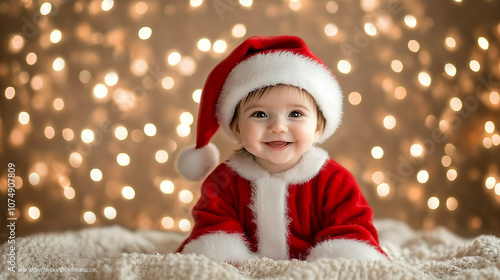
xmin=265 ymin=141 xmax=292 ymax=148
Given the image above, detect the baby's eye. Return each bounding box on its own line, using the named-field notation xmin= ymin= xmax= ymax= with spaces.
xmin=251 ymin=111 xmax=267 ymax=118
xmin=289 ymin=111 xmax=302 ymax=118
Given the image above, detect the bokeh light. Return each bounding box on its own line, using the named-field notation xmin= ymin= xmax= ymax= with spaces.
xmin=104 ymin=207 xmax=117 ymax=220
xmin=122 ymin=186 xmax=136 ymax=200
xmin=83 ymin=211 xmax=96 ymax=224
xmin=28 ymin=207 xmax=41 ymax=220
xmin=179 ymin=219 xmax=192 ymax=232
xmin=90 ymin=169 xmax=103 ymax=181
xmin=428 ymin=197 xmax=440 ymax=210
xmin=160 ymin=180 xmax=175 ymax=194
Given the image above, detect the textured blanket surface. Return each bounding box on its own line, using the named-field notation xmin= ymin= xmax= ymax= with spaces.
xmin=1 ymin=219 xmax=499 ymax=279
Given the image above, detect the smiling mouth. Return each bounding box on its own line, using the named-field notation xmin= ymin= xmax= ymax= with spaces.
xmin=265 ymin=141 xmax=292 ymax=149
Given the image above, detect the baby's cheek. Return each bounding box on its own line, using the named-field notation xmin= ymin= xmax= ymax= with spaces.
xmin=296 ymin=126 xmax=316 ymax=140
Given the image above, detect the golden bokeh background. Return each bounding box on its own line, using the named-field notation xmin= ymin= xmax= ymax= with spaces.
xmin=1 ymin=0 xmax=500 ymax=241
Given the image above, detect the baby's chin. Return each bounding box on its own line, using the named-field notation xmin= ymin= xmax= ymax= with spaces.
xmin=255 ymin=156 xmax=302 ymax=172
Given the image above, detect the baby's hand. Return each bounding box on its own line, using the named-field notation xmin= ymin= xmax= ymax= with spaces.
xmin=228 ymin=261 xmax=242 ymax=268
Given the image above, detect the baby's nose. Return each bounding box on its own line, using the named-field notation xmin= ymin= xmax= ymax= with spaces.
xmin=269 ymin=117 xmax=288 ymax=133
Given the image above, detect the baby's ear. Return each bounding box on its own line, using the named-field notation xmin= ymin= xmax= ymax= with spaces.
xmin=231 ymin=122 xmax=241 ymax=139
xmin=314 ymin=129 xmax=323 ymax=143
xmin=314 ymin=122 xmax=324 ymax=143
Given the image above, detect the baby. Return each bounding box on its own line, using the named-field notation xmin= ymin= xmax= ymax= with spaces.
xmin=176 ymin=35 xmax=389 ymax=264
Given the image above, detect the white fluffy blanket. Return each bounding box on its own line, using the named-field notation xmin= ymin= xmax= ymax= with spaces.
xmin=1 ymin=219 xmax=499 ymax=279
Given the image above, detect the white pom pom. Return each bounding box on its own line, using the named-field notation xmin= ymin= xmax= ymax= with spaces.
xmin=176 ymin=143 xmax=220 ymax=181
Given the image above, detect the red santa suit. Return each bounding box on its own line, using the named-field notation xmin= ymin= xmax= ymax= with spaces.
xmin=178 ymin=147 xmax=389 ymax=263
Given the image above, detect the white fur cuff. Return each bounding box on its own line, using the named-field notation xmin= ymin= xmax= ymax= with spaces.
xmin=181 ymin=233 xmax=256 ymax=263
xmin=307 ymin=239 xmax=389 ymax=262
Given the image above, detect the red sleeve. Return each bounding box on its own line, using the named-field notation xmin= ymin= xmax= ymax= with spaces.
xmin=176 ymin=164 xmax=248 ymax=253
xmin=309 ymin=160 xmax=389 ymax=261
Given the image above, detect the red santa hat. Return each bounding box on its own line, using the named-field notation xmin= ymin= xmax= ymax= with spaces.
xmin=177 ymin=35 xmax=343 ymax=181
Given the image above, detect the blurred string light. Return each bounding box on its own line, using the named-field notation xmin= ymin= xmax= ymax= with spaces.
xmin=192 ymin=89 xmax=202 ymax=103
xmin=64 ymin=187 xmax=75 ymax=199
xmin=122 ymin=186 xmax=135 ymax=200
xmin=52 ymin=57 xmax=65 ymax=71
xmin=445 ymin=37 xmax=457 ymax=49
xmin=1 ymin=0 xmax=499 ymax=238
xmin=337 ymin=60 xmax=351 ymax=74
xmin=179 ymin=190 xmax=194 ymax=204
xmin=477 ymin=37 xmax=489 ymax=50
xmin=115 ymin=126 xmax=128 ymax=140
xmin=18 ymin=112 xmax=30 ymax=124
xmin=418 ymin=72 xmax=431 ymax=86
xmin=383 ymin=115 xmax=396 ymax=129
xmin=83 ymin=211 xmax=96 ymax=224
xmin=469 ymin=60 xmax=480 ymax=72
xmin=449 ymin=97 xmax=462 ymax=111
xmin=50 ymin=30 xmax=62 ymax=43
xmin=446 ymin=197 xmax=458 ymax=211
xmin=162 ymin=217 xmax=174 ymax=229
xmin=391 ymin=60 xmax=403 ymax=73
xmin=408 ymin=40 xmax=420 ymax=52
xmin=105 ymin=72 xmax=118 ymax=86
xmin=371 ymin=146 xmax=384 ymax=159
xmin=447 ymin=169 xmax=457 ymax=181
xmin=167 ymin=52 xmax=181 ymax=65
xmin=90 ymin=169 xmax=103 ymax=181
xmin=101 ymin=0 xmax=114 ymax=11
xmin=232 ymin=24 xmax=247 ymax=38
xmin=197 ymin=38 xmax=211 ymax=52
xmin=162 ymin=77 xmax=174 ymax=90
xmin=348 ymin=91 xmax=362 ymax=105
xmin=40 ymin=2 xmax=52 ymax=15
xmin=324 ymin=23 xmax=338 ymax=37
xmin=179 ymin=219 xmax=192 ymax=232
xmin=404 ymin=15 xmax=417 ymax=28
xmin=29 ymin=173 xmax=40 ymax=185
xmin=213 ymin=40 xmax=227 ymax=53
xmin=485 ymin=121 xmax=495 ymax=133
xmin=104 ymin=207 xmax=117 ymax=219
xmin=28 ymin=206 xmax=41 ymax=220
xmin=377 ymin=183 xmax=390 ymax=197
xmin=155 ymin=150 xmax=169 ymax=163
xmin=410 ymin=144 xmax=423 ymax=157
xmin=289 ymin=0 xmax=301 ymax=11
xmin=364 ymin=23 xmax=377 ymax=36
xmin=428 ymin=197 xmax=440 ymax=210
xmin=240 ymin=0 xmax=252 ymax=8
xmin=5 ymin=87 xmax=15 ymax=99
xmin=53 ymin=98 xmax=64 ymax=111
xmin=144 ymin=123 xmax=157 ymax=136
xmin=190 ymin=0 xmax=203 ymax=7
xmin=445 ymin=63 xmax=457 ymax=77
xmin=44 ymin=126 xmax=55 ymax=139
xmin=138 ymin=27 xmax=152 ymax=40
xmin=160 ymin=180 xmax=175 ymax=194
xmin=117 ymin=153 xmax=130 ymax=166
xmin=417 ymin=170 xmax=429 ymax=184
xmin=81 ymin=129 xmax=95 ymax=143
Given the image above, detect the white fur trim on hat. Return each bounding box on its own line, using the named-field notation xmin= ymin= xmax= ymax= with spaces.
xmin=176 ymin=143 xmax=220 ymax=181
xmin=217 ymin=51 xmax=343 ymax=144
xmin=306 ymin=239 xmax=390 ymax=262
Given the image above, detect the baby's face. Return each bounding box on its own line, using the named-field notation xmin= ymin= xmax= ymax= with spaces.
xmin=232 ymin=85 xmax=322 ymax=173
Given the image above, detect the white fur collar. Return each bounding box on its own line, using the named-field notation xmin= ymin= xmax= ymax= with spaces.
xmin=226 ymin=146 xmax=329 ymax=184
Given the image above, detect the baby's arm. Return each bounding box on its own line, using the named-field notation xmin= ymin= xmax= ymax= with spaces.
xmin=177 ymin=165 xmax=255 ymax=264
xmin=307 ymin=166 xmax=389 ymax=262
